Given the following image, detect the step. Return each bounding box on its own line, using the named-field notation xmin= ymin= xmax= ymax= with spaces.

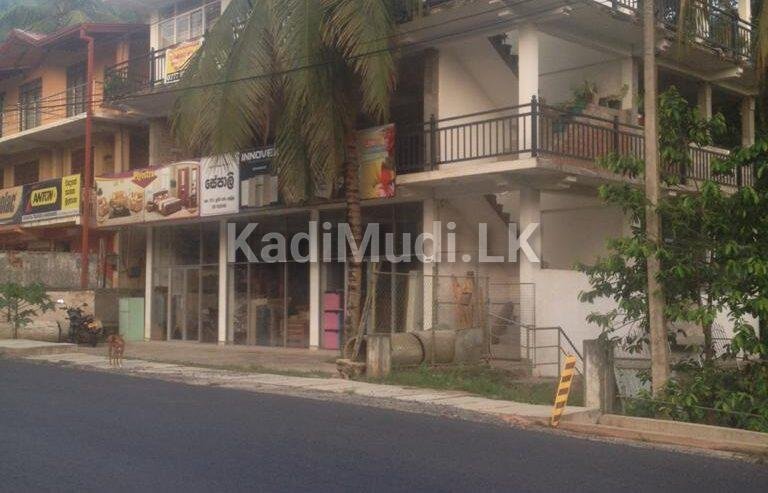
xmin=560 ymin=421 xmax=768 ymax=457
xmin=0 ymin=340 xmax=78 ymax=357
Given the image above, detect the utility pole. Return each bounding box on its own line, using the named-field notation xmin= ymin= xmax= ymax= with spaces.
xmin=642 ymin=0 xmax=670 ymax=393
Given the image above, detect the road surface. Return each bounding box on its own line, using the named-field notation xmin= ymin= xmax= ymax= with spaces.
xmin=0 ymin=359 xmax=765 ymax=492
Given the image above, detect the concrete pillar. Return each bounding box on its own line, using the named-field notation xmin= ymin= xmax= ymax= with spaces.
xmin=366 ymin=334 xmax=391 ymax=378
xmin=218 ymin=220 xmax=228 ymax=344
xmin=423 ymin=48 xmax=440 ymax=120
xmin=518 ymin=24 xmax=539 ymax=154
xmin=113 ymin=128 xmax=130 ymax=173
xmin=583 ymin=339 xmax=616 ymax=413
xmin=518 ymin=187 xmax=541 ymax=286
xmin=422 ymin=198 xmax=440 ymax=330
xmin=144 ymin=226 xmax=153 ymax=341
xmin=741 ymin=97 xmax=756 ymax=147
xmin=697 ymin=83 xmax=713 ymax=120
xmin=620 ymin=57 xmax=639 ymax=113
xmin=309 ymin=209 xmax=321 ymax=349
xmin=738 ymin=0 xmax=751 ymax=22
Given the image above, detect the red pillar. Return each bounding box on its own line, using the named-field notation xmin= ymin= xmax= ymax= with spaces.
xmin=79 ymin=29 xmax=95 ymax=289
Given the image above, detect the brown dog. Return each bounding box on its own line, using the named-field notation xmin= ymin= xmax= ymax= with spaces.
xmin=107 ymin=334 xmax=126 ymax=367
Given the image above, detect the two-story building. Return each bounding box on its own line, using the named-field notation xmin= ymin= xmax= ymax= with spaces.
xmin=0 ymin=23 xmax=150 ymax=290
xmin=93 ymin=0 xmax=758 ymax=372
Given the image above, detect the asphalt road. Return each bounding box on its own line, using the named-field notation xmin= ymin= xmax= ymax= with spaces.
xmin=0 ymin=359 xmax=766 ymax=493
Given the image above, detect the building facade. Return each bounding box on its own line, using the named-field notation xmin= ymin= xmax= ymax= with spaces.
xmin=1 ymin=0 xmax=757 ymax=372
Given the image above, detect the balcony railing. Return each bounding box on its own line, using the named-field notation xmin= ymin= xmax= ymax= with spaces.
xmin=0 ymin=83 xmax=99 ymax=138
xmin=395 ymin=98 xmax=754 ymax=188
xmin=103 ymin=48 xmax=170 ymax=102
xmin=604 ymin=0 xmax=754 ymax=62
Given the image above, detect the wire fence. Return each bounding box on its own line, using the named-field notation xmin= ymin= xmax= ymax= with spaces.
xmin=359 ymin=269 xmax=536 ymax=362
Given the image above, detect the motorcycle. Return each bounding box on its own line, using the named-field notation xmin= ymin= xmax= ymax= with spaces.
xmin=60 ymin=303 xmax=103 ymax=347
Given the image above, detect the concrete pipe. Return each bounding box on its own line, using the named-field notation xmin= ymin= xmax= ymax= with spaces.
xmin=390 ymin=333 xmax=425 ymax=367
xmin=412 ymin=330 xmax=456 ymax=364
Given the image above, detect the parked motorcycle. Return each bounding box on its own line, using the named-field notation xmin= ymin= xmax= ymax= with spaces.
xmin=60 ymin=303 xmax=103 ymax=347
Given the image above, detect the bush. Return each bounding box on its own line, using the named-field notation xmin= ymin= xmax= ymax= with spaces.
xmin=626 ymin=362 xmax=768 ymax=433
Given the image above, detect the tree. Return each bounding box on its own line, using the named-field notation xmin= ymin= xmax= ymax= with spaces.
xmin=643 ymin=0 xmax=670 ymax=393
xmin=0 ymin=0 xmax=136 ymax=38
xmin=579 ymin=86 xmax=726 ymax=362
xmin=172 ymin=0 xmax=396 ymax=350
xmin=0 ymin=282 xmax=54 ymax=340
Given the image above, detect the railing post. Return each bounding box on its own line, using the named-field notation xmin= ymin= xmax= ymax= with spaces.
xmin=613 ymin=115 xmax=620 ymax=153
xmin=737 ymin=164 xmax=743 ymax=188
xmin=149 ymin=48 xmax=156 ymax=87
xmin=531 ymin=95 xmax=539 ymax=156
xmin=428 ymin=113 xmax=438 ymax=170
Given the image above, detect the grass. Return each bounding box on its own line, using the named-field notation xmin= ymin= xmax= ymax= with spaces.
xmin=364 ymin=364 xmax=584 ymax=406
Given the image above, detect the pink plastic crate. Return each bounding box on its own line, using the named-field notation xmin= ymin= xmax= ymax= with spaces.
xmin=324 ymin=329 xmax=340 ymax=350
xmin=323 ymin=312 xmax=342 ymax=331
xmin=324 ymin=292 xmax=343 ymax=310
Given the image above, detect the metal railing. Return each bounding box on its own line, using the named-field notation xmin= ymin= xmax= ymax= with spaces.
xmin=0 ymin=83 xmax=99 ymax=138
xmin=394 ymin=0 xmax=455 ymax=23
xmin=395 ymin=97 xmax=752 ymax=188
xmin=604 ymin=0 xmax=754 ymax=62
xmin=103 ymin=47 xmax=172 ymax=101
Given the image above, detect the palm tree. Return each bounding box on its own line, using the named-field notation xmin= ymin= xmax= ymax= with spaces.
xmin=172 ymin=0 xmax=396 ymax=352
xmin=0 ymin=0 xmax=135 ymax=38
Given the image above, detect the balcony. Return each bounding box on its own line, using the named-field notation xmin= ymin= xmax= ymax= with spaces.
xmin=395 ymin=99 xmax=753 ymax=188
xmin=0 ymin=82 xmax=134 ymax=154
xmin=596 ymin=0 xmax=754 ymax=62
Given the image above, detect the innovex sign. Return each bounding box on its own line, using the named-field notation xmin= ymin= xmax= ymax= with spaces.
xmin=21 ymin=175 xmax=81 ymax=223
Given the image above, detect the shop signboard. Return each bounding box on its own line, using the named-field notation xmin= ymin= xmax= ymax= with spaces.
xmin=164 ymin=39 xmax=203 ymax=84
xmin=357 ymin=124 xmax=396 ymax=200
xmin=240 ymin=146 xmax=279 ymax=209
xmin=0 ymin=185 xmax=24 ymax=225
xmin=21 ymin=174 xmax=81 ymax=223
xmin=200 ymin=154 xmax=240 ymax=217
xmin=95 ymin=161 xmax=200 ymax=227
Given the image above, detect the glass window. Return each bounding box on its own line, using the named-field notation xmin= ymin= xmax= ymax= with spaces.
xmin=190 ymin=8 xmax=204 ymax=39
xmin=159 ymin=19 xmax=175 ymax=49
xmin=205 ymin=1 xmax=221 ymax=31
xmin=19 ymin=79 xmax=42 ymax=131
xmin=175 ymin=13 xmax=190 ymax=43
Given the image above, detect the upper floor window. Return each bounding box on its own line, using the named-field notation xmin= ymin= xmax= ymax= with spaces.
xmin=14 ymin=161 xmax=39 ymax=186
xmin=67 ymin=63 xmax=87 ymax=117
xmin=19 ymin=79 xmax=42 ymax=131
xmin=158 ymin=0 xmax=221 ymax=49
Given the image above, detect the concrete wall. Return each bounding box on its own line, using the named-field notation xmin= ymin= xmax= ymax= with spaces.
xmin=538 ymin=32 xmax=626 ymax=106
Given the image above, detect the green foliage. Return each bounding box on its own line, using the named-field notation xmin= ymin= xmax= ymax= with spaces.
xmin=627 ymin=362 xmax=768 ymax=432
xmin=0 ymin=0 xmax=136 ymax=38
xmin=172 ymin=0 xmax=397 ymax=204
xmin=0 ymin=282 xmax=54 ymax=339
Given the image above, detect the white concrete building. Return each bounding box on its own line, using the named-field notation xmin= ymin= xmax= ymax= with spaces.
xmin=99 ymin=0 xmax=758 ymax=373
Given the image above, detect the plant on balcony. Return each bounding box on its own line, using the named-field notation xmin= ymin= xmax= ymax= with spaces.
xmin=0 ymin=282 xmax=54 ymax=340
xmin=171 ymin=0 xmax=396 ymax=356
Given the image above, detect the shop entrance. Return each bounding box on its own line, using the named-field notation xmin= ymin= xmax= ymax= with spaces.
xmin=228 ymin=214 xmax=311 ymax=348
xmin=151 ymin=223 xmax=219 ymax=342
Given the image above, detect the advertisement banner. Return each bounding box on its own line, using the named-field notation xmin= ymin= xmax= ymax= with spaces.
xmin=200 ymin=155 xmax=240 ymax=217
xmin=240 ymin=147 xmax=279 ymax=209
xmin=95 ymin=161 xmax=200 ymax=227
xmin=21 ymin=174 xmax=81 ymax=223
xmin=165 ymin=39 xmax=203 ymax=84
xmin=357 ymin=124 xmax=396 ymax=200
xmin=0 ymin=186 xmax=24 ymax=225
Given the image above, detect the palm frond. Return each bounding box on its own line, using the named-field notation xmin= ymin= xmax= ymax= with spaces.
xmin=321 ymin=0 xmax=396 ymax=122
xmin=173 ymin=0 xmax=277 ymax=156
